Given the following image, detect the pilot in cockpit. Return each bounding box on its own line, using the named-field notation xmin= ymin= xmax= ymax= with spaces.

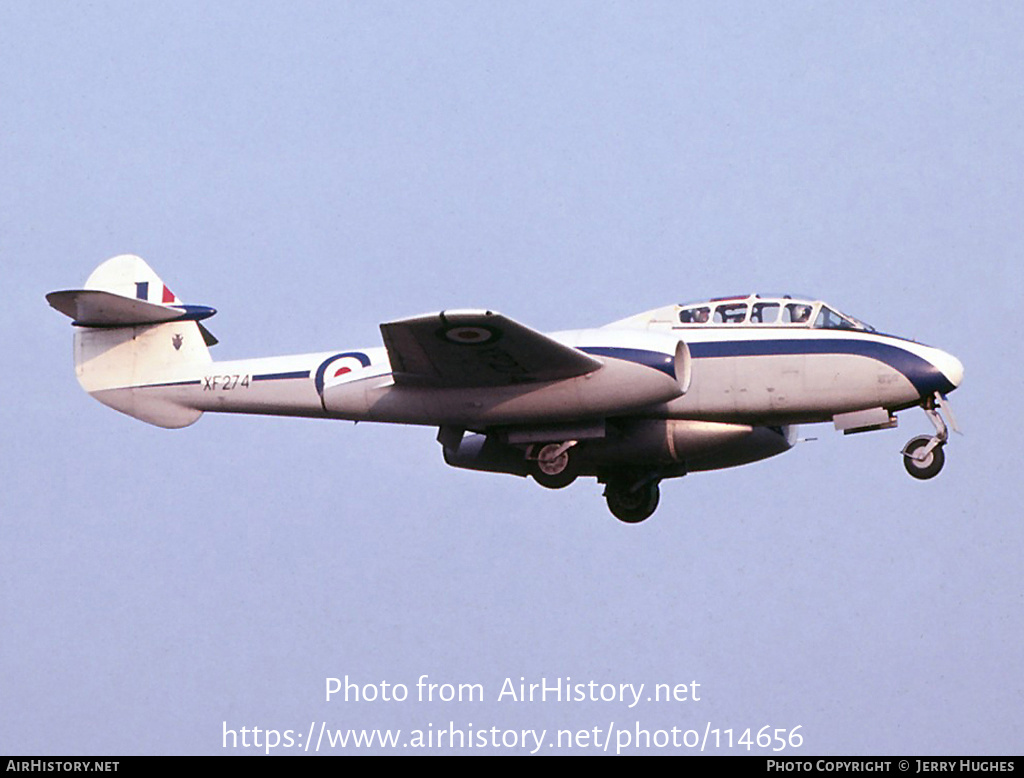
xmin=789 ymin=304 xmax=811 ymax=323
xmin=679 ymin=306 xmax=710 ymax=324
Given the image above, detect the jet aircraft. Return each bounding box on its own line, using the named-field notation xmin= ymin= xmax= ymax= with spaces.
xmin=48 ymin=255 xmax=964 ymax=523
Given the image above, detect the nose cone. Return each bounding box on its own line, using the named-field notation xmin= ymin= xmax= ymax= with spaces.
xmin=934 ymin=349 xmax=964 ymax=390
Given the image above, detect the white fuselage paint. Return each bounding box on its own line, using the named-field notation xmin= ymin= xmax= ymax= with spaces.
xmin=106 ymin=318 xmax=961 ymax=432
xmin=653 ymin=326 xmax=955 ymax=425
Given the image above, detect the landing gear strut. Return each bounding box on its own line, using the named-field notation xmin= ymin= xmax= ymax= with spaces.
xmin=604 ymin=475 xmax=661 ymax=523
xmin=902 ymin=392 xmax=958 ymax=480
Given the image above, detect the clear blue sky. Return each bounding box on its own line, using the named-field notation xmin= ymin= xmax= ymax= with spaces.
xmin=2 ymin=1 xmax=1021 ymax=754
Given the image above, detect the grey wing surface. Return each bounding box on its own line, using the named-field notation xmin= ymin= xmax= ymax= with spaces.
xmin=380 ymin=310 xmax=601 ymax=387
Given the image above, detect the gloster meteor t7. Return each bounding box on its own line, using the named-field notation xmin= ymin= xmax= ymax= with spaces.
xmin=48 ymin=255 xmax=964 ymax=523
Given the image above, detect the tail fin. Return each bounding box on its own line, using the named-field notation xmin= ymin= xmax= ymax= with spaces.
xmin=47 ymin=255 xmax=216 ymax=429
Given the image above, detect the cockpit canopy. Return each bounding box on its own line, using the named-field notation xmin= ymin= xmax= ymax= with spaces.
xmin=674 ymin=295 xmax=874 ymax=331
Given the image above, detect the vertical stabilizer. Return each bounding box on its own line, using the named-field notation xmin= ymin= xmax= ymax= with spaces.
xmin=50 ymin=256 xmax=214 ymax=429
xmin=84 ymin=253 xmax=185 ymax=305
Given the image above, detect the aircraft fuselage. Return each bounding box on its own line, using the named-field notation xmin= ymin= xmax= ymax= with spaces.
xmin=52 ymin=258 xmax=964 ymax=523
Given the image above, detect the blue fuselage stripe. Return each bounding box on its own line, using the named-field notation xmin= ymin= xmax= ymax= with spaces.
xmin=584 ymin=339 xmax=953 ymax=397
xmin=253 ymin=371 xmax=310 ymax=382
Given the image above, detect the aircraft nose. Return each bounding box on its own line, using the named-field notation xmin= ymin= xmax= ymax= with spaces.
xmin=932 ymin=348 xmax=964 ymax=390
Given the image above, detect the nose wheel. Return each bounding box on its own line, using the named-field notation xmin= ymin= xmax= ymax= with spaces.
xmin=901 ymin=392 xmax=958 ymax=480
xmin=903 ymin=435 xmax=946 ymax=479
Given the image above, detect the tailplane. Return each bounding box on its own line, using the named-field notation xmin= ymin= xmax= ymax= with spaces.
xmin=47 ymin=255 xmax=216 ymax=429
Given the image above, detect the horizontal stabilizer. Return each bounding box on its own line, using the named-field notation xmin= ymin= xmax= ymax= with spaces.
xmin=46 ymin=289 xmax=216 ymax=328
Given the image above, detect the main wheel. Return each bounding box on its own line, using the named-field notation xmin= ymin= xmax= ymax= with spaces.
xmin=605 ymin=481 xmax=660 ymax=523
xmin=903 ymin=436 xmax=945 ymax=480
xmin=531 ymin=443 xmax=578 ymax=489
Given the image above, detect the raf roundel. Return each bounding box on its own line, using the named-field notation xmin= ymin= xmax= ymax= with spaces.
xmin=440 ymin=325 xmax=501 ymax=345
xmin=314 ymin=351 xmax=372 ymax=397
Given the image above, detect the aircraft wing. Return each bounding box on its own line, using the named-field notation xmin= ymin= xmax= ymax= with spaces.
xmin=380 ymin=310 xmax=602 ymax=387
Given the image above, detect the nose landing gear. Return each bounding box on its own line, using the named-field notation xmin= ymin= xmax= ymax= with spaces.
xmin=902 ymin=392 xmax=959 ymax=480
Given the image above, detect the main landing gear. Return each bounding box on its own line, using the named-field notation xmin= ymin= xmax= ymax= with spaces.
xmin=529 ymin=441 xmax=579 ymax=489
xmin=902 ymin=392 xmax=959 ymax=480
xmin=603 ymin=473 xmax=661 ymax=524
xmin=526 ymin=441 xmax=663 ymax=523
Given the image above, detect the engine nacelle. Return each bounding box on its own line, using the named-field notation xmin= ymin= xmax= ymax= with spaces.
xmin=327 ymin=333 xmax=688 ymax=427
